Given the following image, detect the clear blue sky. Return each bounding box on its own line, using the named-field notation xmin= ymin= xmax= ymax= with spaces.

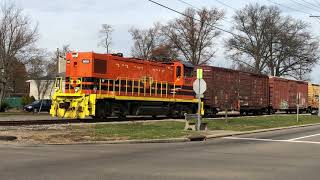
xmin=11 ymin=0 xmax=320 ymax=82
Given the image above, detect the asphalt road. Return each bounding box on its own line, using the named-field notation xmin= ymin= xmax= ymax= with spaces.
xmin=2 ymin=125 xmax=320 ymax=180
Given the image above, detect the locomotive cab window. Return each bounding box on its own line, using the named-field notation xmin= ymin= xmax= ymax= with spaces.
xmin=184 ymin=67 xmax=193 ymax=77
xmin=176 ymin=66 xmax=182 ymax=78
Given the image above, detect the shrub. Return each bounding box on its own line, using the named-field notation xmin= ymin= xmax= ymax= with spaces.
xmin=21 ymin=96 xmax=36 ymax=106
xmin=0 ymin=102 xmax=9 ymax=112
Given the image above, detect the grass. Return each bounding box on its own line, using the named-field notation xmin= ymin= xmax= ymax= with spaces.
xmin=19 ymin=114 xmax=320 ymax=143
xmin=204 ymin=114 xmax=320 ymax=131
xmin=93 ymin=121 xmax=197 ymax=140
xmin=88 ymin=115 xmax=320 ymax=140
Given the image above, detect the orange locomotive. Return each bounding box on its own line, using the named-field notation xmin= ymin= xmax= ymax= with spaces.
xmin=50 ymin=52 xmax=199 ymax=119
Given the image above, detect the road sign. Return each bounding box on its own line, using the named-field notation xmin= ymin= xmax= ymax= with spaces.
xmin=193 ymin=78 xmax=207 ymax=131
xmin=197 ymin=69 xmax=203 ymax=79
xmin=193 ymin=79 xmax=207 ymax=95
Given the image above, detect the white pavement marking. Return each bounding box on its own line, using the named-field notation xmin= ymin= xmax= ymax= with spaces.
xmin=287 ymin=133 xmax=320 ymax=141
xmin=224 ymin=137 xmax=320 ymax=145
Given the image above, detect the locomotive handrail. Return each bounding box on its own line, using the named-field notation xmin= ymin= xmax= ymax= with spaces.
xmin=63 ymin=76 xmax=178 ymax=99
xmin=94 ymin=77 xmax=175 ymax=98
xmin=54 ymin=77 xmax=63 ymax=93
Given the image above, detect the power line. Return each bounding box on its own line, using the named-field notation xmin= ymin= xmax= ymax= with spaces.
xmin=312 ymin=0 xmax=320 ymax=7
xmin=267 ymin=0 xmax=320 ymax=25
xmin=309 ymin=15 xmax=320 ymax=24
xmin=176 ymin=0 xmax=200 ymax=10
xmin=147 ymin=0 xmax=238 ymax=36
xmin=288 ymin=0 xmax=320 ymax=13
xmin=266 ymin=0 xmax=312 ymax=15
xmin=315 ymin=17 xmax=320 ymax=23
xmin=299 ymin=0 xmax=320 ymax=9
xmin=175 ymin=0 xmax=235 ymax=25
xmin=213 ymin=0 xmax=236 ymax=10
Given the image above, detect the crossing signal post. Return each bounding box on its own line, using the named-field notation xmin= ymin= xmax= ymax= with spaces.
xmin=193 ymin=69 xmax=207 ymax=130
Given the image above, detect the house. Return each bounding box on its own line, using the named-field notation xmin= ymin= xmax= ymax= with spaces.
xmin=27 ymin=56 xmax=66 ymax=100
xmin=26 ymin=79 xmax=55 ymax=100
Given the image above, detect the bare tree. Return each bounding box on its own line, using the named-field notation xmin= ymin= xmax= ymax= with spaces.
xmin=130 ymin=23 xmax=177 ymax=61
xmin=150 ymin=44 xmax=178 ymax=61
xmin=226 ymin=4 xmax=280 ymax=74
xmin=162 ymin=7 xmax=224 ymax=65
xmin=26 ymin=48 xmax=52 ymax=100
xmin=129 ymin=23 xmax=161 ymax=59
xmin=226 ymin=3 xmax=320 ymax=79
xmin=270 ymin=19 xmax=319 ymax=80
xmin=0 ymin=2 xmax=38 ymax=109
xmin=98 ymin=24 xmax=113 ymax=53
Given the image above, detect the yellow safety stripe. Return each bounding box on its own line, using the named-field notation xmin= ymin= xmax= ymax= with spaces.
xmin=95 ymin=94 xmax=198 ymax=103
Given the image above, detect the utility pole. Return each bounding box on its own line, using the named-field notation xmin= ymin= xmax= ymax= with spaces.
xmin=297 ymin=93 xmax=300 ymax=123
xmin=57 ymin=48 xmax=60 ymax=74
xmin=318 ymin=92 xmax=320 ymax=117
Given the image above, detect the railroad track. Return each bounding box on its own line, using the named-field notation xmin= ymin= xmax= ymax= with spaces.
xmin=0 ymin=116 xmax=171 ymax=126
xmin=0 ymin=119 xmax=86 ymax=126
xmin=0 ymin=113 xmax=311 ymax=126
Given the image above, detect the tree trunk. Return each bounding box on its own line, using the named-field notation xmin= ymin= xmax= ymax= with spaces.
xmin=0 ymin=83 xmax=6 ymax=110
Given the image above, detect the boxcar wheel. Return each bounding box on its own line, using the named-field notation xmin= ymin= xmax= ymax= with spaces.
xmin=118 ymin=114 xmax=126 ymax=121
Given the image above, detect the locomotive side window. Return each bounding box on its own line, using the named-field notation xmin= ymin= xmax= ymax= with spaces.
xmin=94 ymin=59 xmax=107 ymax=74
xmin=176 ymin=66 xmax=181 ymax=78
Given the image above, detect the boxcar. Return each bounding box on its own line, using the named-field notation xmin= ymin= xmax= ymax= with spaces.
xmin=200 ymin=66 xmax=269 ymax=116
xmin=308 ymin=83 xmax=320 ymax=112
xmin=269 ymin=77 xmax=308 ymax=113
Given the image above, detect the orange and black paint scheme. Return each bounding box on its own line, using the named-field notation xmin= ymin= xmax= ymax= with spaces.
xmin=50 ymin=52 xmax=199 ymax=119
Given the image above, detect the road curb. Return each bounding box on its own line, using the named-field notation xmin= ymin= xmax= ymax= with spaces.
xmin=46 ymin=138 xmax=190 ymax=145
xmin=206 ymin=122 xmax=320 ymax=139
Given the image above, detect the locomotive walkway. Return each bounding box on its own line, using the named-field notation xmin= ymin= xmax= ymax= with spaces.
xmin=2 ymin=124 xmax=320 ymax=179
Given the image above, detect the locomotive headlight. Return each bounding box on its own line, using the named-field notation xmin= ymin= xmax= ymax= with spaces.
xmin=66 ymin=60 xmax=71 ymax=64
xmin=72 ymin=52 xmax=78 ymax=58
xmin=55 ymin=87 xmax=59 ymax=92
xmin=82 ymin=59 xmax=90 ymax=64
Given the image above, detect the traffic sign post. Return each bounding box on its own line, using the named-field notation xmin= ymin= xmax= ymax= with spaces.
xmin=193 ymin=69 xmax=207 ymax=131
